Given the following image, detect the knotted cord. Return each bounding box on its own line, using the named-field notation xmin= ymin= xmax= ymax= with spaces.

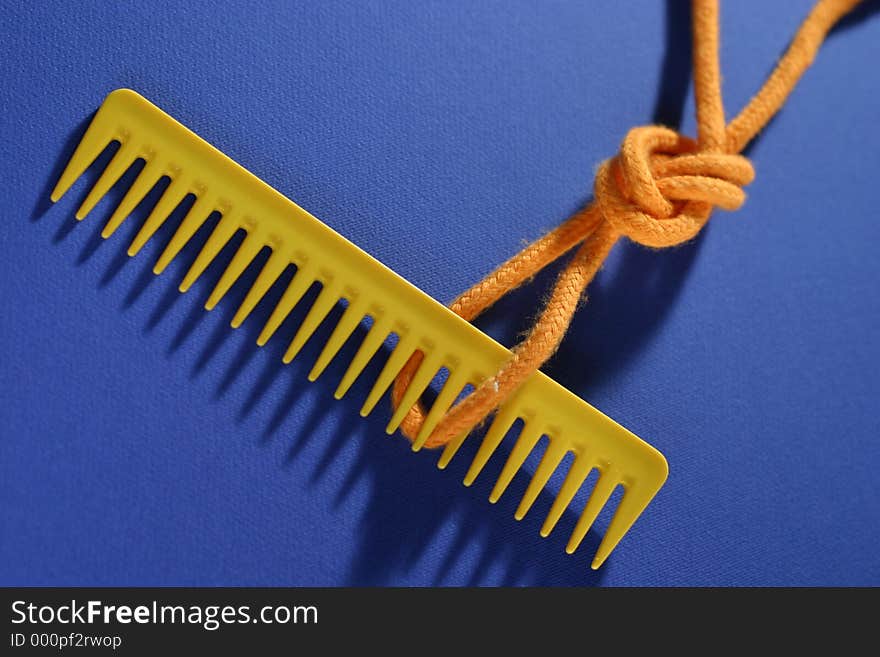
xmin=392 ymin=0 xmax=864 ymax=448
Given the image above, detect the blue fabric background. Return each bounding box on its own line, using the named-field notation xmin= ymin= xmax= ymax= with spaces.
xmin=1 ymin=1 xmax=878 ymax=586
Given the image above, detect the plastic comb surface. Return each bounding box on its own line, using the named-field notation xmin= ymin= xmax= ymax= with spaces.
xmin=50 ymin=89 xmax=668 ymax=569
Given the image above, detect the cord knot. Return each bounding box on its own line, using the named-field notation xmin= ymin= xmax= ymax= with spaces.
xmin=595 ymin=126 xmax=755 ymax=247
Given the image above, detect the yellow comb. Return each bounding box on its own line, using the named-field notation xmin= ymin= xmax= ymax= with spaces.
xmin=50 ymin=89 xmax=668 ymax=569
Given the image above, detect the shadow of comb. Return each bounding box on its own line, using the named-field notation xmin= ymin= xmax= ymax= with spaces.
xmin=35 ymin=142 xmax=618 ymax=585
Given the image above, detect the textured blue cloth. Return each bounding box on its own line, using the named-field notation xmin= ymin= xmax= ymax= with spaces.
xmin=1 ymin=1 xmax=878 ymax=586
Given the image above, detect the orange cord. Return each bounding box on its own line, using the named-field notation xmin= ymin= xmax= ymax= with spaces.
xmin=392 ymin=0 xmax=864 ymax=449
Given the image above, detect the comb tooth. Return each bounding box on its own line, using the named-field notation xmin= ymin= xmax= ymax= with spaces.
xmin=231 ymin=248 xmax=291 ymax=328
xmin=385 ymin=352 xmax=443 ymax=435
xmin=566 ymin=468 xmax=618 ymax=555
xmin=359 ymin=334 xmax=417 ymax=417
xmin=489 ymin=420 xmax=544 ymax=503
xmin=75 ymin=141 xmax=136 ymax=220
xmin=412 ymin=371 xmax=468 ymax=451
xmin=591 ymin=484 xmax=655 ymax=569
xmin=463 ymin=402 xmax=521 ymax=486
xmin=307 ymin=299 xmax=366 ymax=382
xmin=541 ymin=455 xmax=592 ymax=537
xmin=127 ymin=177 xmax=188 ymax=255
xmin=282 ymin=282 xmax=341 ymax=364
xmin=179 ymin=213 xmax=240 ymax=293
xmin=50 ymin=121 xmax=112 ymax=203
xmin=154 ymin=195 xmax=215 ymax=274
xmin=102 ymin=158 xmax=163 ymax=239
xmin=205 ymin=229 xmax=265 ymax=310
xmin=334 ymin=318 xmax=391 ymax=400
xmin=256 ymin=264 xmax=316 ymax=346
xmin=437 ymin=431 xmax=469 ymax=469
xmin=515 ymin=439 xmax=568 ymax=521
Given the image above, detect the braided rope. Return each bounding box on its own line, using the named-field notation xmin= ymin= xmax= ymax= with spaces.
xmin=392 ymin=0 xmax=864 ymax=448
